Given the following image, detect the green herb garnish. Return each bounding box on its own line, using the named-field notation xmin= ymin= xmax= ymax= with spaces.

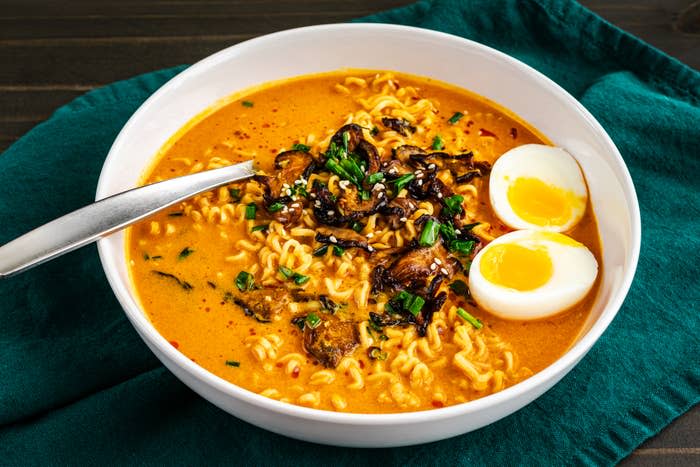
xmin=313 ymin=245 xmax=329 ymax=257
xmin=443 ymin=194 xmax=464 ymax=216
xmin=392 ymin=173 xmax=415 ymax=193
xmin=366 ymin=172 xmax=385 ymax=185
xmin=225 ymin=360 xmax=241 ymax=367
xmin=228 ymin=188 xmax=242 ymax=201
xmin=370 ymin=126 xmax=379 ymax=136
xmin=450 ymin=240 xmax=476 ymax=256
xmin=143 ymin=253 xmax=150 ymax=261
xmin=306 ymin=313 xmax=322 ymax=329
xmin=332 ymin=245 xmax=345 ymax=257
xmin=241 ymin=100 xmax=254 ymax=107
xmin=178 ymin=247 xmax=194 ymax=261
xmin=292 ymin=143 xmax=311 ymax=152
xmin=432 ymin=135 xmax=445 ymax=150
xmin=251 ymin=224 xmax=269 ymax=233
xmin=456 ymin=307 xmax=483 ymax=329
xmin=350 ymin=221 xmax=364 ymax=233
xmin=448 ymin=112 xmax=464 ymax=125
xmin=407 ymin=295 xmax=425 ymax=316
xmin=449 ymin=280 xmax=470 ymax=298
xmin=267 ymin=202 xmax=284 ymax=213
xmin=245 ymin=203 xmax=257 ymax=219
xmin=235 ymin=271 xmax=255 ymax=292
xmin=419 ymin=219 xmax=440 ymax=247
xmin=278 ymin=266 xmax=309 ymax=285
xmin=152 ymin=270 xmax=193 ymax=291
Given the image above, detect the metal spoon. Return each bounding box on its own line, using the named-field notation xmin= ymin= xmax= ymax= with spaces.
xmin=0 ymin=160 xmax=255 ymax=279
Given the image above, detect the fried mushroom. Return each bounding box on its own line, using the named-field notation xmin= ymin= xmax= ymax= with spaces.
xmin=303 ymin=314 xmax=359 ymax=368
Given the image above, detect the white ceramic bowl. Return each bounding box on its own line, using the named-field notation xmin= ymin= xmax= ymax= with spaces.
xmin=96 ymin=24 xmax=641 ymax=447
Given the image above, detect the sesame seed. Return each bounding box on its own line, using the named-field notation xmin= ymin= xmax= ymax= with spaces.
xmin=399 ymin=217 xmax=408 ymax=222
xmin=366 ymin=232 xmax=374 ymax=238
xmin=288 ymin=208 xmax=295 ymax=213
xmin=430 ymin=263 xmax=437 ymax=271
xmin=415 ymin=170 xmax=423 ymax=176
xmin=282 ymin=183 xmax=290 ymax=189
xmin=367 ymin=246 xmax=375 ymax=252
xmin=417 ymin=180 xmax=423 ymax=186
xmin=437 ymin=193 xmax=443 ymax=199
xmin=294 ymin=179 xmax=302 ymax=185
xmin=329 ymin=236 xmax=338 ymax=243
xmin=434 ymin=258 xmax=442 ymax=265
xmin=455 ymin=229 xmax=461 ymax=235
xmin=378 ymin=192 xmax=384 ymax=199
xmin=314 ymin=200 xmax=321 ymax=208
xmin=286 ymin=189 xmax=292 ymax=196
xmin=389 ymin=168 xmax=398 ymax=175
xmin=327 ymin=210 xmax=335 ymax=216
xmin=428 ymin=163 xmax=436 ymax=170
xmin=440 ymin=267 xmax=449 ymax=275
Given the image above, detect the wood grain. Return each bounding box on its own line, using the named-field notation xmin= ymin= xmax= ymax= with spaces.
xmin=0 ymin=1 xmax=697 ymax=464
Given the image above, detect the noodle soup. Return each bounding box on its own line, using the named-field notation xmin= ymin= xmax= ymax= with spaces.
xmin=127 ymin=70 xmax=601 ymax=413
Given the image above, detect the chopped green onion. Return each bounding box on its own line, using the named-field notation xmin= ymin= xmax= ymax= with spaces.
xmin=439 ymin=221 xmax=457 ymax=242
xmin=342 ymin=131 xmax=350 ymax=153
xmin=392 ymin=173 xmax=415 ymax=192
xmin=177 ymin=247 xmax=194 ymax=260
xmin=360 ymin=189 xmax=371 ymax=201
xmin=207 ymin=281 xmax=217 ymax=289
xmin=419 ymin=219 xmax=440 ymax=247
xmin=228 ymin=188 xmax=241 ymax=201
xmin=450 ymin=240 xmax=476 ymax=256
xmin=251 ymin=224 xmax=269 ymax=233
xmin=293 ymin=274 xmax=310 ymax=285
xmin=432 ymin=135 xmax=445 ymax=150
xmin=448 ymin=112 xmax=464 ymax=125
xmin=366 ymin=172 xmax=385 ymax=185
xmin=225 ymin=360 xmax=241 ymax=367
xmin=456 ymin=307 xmax=483 ymax=329
xmin=245 ymin=203 xmax=257 ymax=219
xmin=449 ymin=280 xmax=470 ymax=299
xmin=168 ymin=211 xmax=183 ymax=217
xmin=143 ymin=253 xmax=150 ymax=260
xmin=443 ymin=195 xmax=464 ymax=216
xmin=325 ymin=159 xmax=354 ymax=182
xmin=332 ymin=245 xmax=345 ymax=257
xmin=241 ymin=100 xmax=254 ymax=107
xmin=350 ymin=221 xmax=364 ymax=233
xmin=279 ymin=266 xmax=309 ymax=285
xmin=407 ymin=295 xmax=425 ymax=316
xmin=306 ymin=313 xmax=322 ymax=329
xmin=396 ymin=290 xmax=411 ymax=303
xmin=278 ymin=266 xmax=294 ymax=279
xmin=267 ymin=202 xmax=284 ymax=212
xmin=313 ymin=245 xmax=329 ymax=256
xmin=339 ymin=158 xmax=365 ymax=184
xmin=370 ymin=126 xmax=379 ymax=136
xmin=461 ymin=222 xmax=480 ymax=231
xmin=292 ymin=143 xmax=311 ymax=152
xmin=368 ymin=346 xmax=388 ymax=361
xmin=235 ymin=271 xmax=255 ymax=292
xmin=151 ymin=255 xmax=162 ymax=260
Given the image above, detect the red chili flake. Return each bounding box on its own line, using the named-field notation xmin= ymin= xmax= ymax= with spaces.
xmin=276 ymin=362 xmax=283 ymax=368
xmin=466 ymin=120 xmax=474 ymax=127
xmin=270 ymin=149 xmax=277 ymax=153
xmin=262 ymin=123 xmax=270 ymax=128
xmin=358 ymin=360 xmax=365 ymax=369
xmin=272 ymin=108 xmax=278 ymax=113
xmin=479 ymin=128 xmax=498 ymax=138
xmin=291 ymin=367 xmax=301 ymax=378
xmin=432 ymin=400 xmax=444 ymax=408
xmin=510 ymin=127 xmax=518 ymax=139
xmin=169 ymin=340 xmax=179 ymax=349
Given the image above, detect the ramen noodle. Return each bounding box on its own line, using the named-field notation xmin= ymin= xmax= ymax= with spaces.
xmin=127 ymin=71 xmax=601 ymax=413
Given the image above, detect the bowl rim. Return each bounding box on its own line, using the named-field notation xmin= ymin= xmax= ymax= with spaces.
xmin=96 ymin=22 xmax=642 ymax=425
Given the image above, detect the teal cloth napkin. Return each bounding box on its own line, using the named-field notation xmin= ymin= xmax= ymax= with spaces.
xmin=1 ymin=0 xmax=698 ymax=464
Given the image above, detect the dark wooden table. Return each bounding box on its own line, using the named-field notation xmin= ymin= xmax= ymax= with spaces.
xmin=1 ymin=1 xmax=697 ymax=464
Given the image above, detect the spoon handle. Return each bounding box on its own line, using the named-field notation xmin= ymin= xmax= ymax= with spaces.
xmin=0 ymin=160 xmax=255 ymax=279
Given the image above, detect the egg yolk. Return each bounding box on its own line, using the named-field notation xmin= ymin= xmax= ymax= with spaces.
xmin=507 ymin=177 xmax=583 ymax=227
xmin=480 ymin=243 xmax=553 ymax=291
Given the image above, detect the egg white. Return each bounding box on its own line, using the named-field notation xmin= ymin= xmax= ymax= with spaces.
xmin=468 ymin=230 xmax=598 ymax=320
xmin=489 ymin=144 xmax=588 ymax=232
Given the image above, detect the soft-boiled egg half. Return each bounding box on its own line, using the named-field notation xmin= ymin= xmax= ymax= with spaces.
xmin=468 ymin=230 xmax=598 ymax=320
xmin=489 ymin=144 xmax=588 ymax=232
